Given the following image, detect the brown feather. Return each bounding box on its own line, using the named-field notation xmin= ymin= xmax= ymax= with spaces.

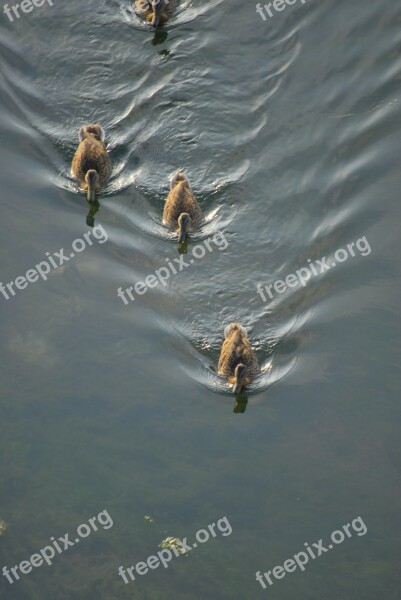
xmin=218 ymin=324 xmax=259 ymax=386
xmin=71 ymin=126 xmax=111 ymax=191
xmin=162 ymin=177 xmax=202 ymax=230
xmin=135 ymin=0 xmax=177 ymax=23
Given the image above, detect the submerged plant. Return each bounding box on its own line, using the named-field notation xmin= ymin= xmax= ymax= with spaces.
xmin=159 ymin=536 xmax=190 ymax=556
xmin=144 ymin=516 xmax=189 ymax=556
xmin=0 ymin=520 xmax=7 ymax=536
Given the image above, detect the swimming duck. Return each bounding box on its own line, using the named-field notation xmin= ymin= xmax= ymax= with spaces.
xmin=135 ymin=0 xmax=177 ymax=27
xmin=163 ymin=172 xmax=202 ymax=242
xmin=71 ymin=124 xmax=111 ymax=202
xmin=218 ymin=323 xmax=259 ymax=394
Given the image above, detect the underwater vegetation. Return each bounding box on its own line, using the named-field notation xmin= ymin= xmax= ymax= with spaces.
xmin=159 ymin=536 xmax=190 ymax=556
xmin=145 ymin=515 xmax=189 ymax=556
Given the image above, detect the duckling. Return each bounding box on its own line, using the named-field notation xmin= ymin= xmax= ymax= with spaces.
xmin=218 ymin=323 xmax=259 ymax=394
xmin=71 ymin=124 xmax=111 ymax=202
xmin=163 ymin=172 xmax=202 ymax=242
xmin=135 ymin=0 xmax=177 ymax=27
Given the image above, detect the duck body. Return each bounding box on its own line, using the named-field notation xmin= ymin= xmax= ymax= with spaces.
xmin=218 ymin=323 xmax=259 ymax=394
xmin=135 ymin=0 xmax=177 ymax=26
xmin=71 ymin=124 xmax=111 ymax=201
xmin=163 ymin=173 xmax=202 ymax=242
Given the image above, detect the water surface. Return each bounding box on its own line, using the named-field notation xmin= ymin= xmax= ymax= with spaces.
xmin=1 ymin=0 xmax=400 ymax=598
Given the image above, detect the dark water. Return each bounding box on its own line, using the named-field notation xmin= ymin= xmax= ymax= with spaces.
xmin=1 ymin=0 xmax=400 ymax=598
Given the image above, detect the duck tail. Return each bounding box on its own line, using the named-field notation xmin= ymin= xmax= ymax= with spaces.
xmin=169 ymin=172 xmax=190 ymax=190
xmin=224 ymin=323 xmax=248 ymax=339
xmin=79 ymin=124 xmax=105 ymax=143
xmin=79 ymin=126 xmax=88 ymax=142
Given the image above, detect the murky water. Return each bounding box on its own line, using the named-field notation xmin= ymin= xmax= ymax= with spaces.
xmin=1 ymin=0 xmax=400 ymax=598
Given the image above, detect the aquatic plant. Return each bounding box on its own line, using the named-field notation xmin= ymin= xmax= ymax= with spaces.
xmin=159 ymin=536 xmax=190 ymax=556
xmin=0 ymin=520 xmax=7 ymax=536
xmin=144 ymin=516 xmax=188 ymax=555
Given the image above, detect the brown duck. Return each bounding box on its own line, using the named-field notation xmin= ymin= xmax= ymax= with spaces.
xmin=135 ymin=0 xmax=177 ymax=27
xmin=162 ymin=172 xmax=202 ymax=242
xmin=218 ymin=324 xmax=259 ymax=394
xmin=71 ymin=124 xmax=111 ymax=202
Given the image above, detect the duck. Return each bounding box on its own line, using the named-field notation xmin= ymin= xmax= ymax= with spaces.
xmin=163 ymin=172 xmax=202 ymax=242
xmin=218 ymin=323 xmax=259 ymax=394
xmin=71 ymin=124 xmax=111 ymax=202
xmin=135 ymin=0 xmax=177 ymax=27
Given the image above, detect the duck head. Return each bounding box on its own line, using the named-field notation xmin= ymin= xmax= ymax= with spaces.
xmin=177 ymin=212 xmax=191 ymax=243
xmin=150 ymin=0 xmax=165 ymax=27
xmin=85 ymin=169 xmax=100 ymax=202
xmin=233 ymin=363 xmax=247 ymax=395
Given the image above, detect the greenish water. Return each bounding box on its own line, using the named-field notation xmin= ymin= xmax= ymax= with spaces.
xmin=1 ymin=0 xmax=400 ymax=598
